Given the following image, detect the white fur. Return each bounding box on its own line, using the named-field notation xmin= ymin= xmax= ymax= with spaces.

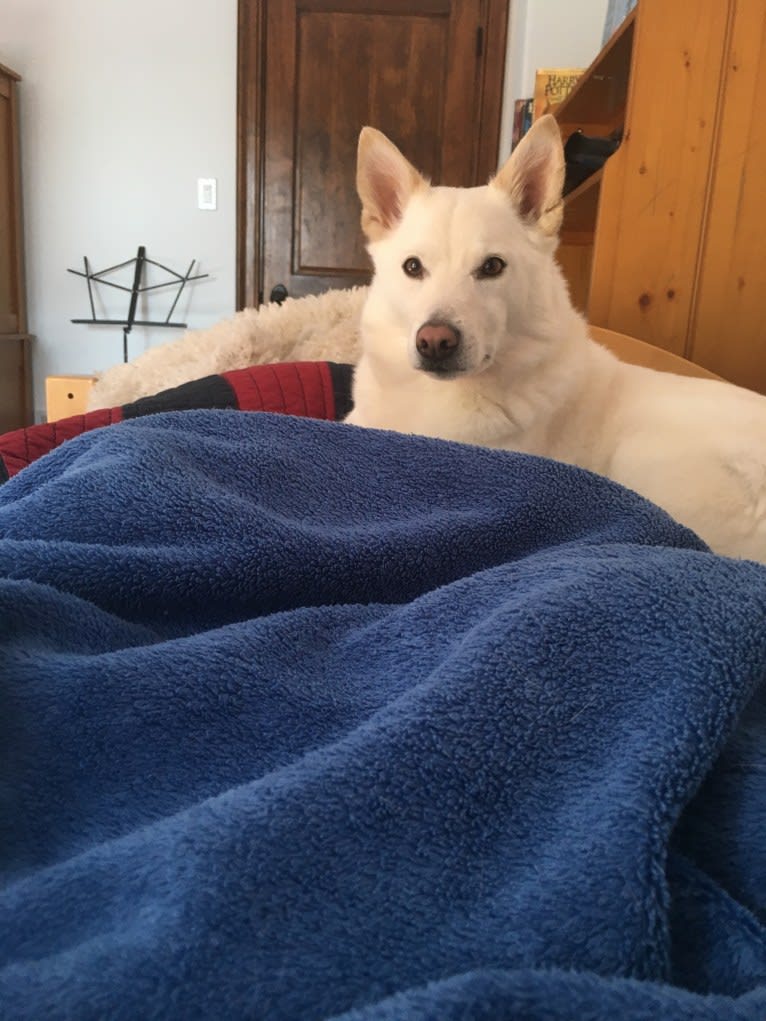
xmin=347 ymin=119 xmax=766 ymax=563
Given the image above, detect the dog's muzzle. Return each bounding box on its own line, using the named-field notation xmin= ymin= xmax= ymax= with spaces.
xmin=415 ymin=320 xmax=463 ymax=374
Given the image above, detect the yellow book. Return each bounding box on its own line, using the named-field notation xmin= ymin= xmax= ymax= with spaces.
xmin=533 ymin=68 xmax=584 ymax=121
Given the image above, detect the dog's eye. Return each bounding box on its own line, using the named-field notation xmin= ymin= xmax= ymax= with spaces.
xmin=476 ymin=256 xmax=506 ymax=279
xmin=403 ymin=257 xmax=425 ymax=279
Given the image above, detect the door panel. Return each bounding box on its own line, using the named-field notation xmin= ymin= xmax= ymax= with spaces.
xmin=295 ymin=9 xmax=450 ymax=276
xmin=238 ymin=0 xmax=508 ymax=306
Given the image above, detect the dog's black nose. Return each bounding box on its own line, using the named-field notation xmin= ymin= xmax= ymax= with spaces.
xmin=416 ymin=321 xmax=461 ymax=365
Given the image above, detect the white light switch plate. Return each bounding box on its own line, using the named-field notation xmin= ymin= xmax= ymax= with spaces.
xmin=197 ymin=178 xmax=217 ymax=210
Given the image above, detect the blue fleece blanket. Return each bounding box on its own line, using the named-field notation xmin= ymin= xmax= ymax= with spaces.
xmin=1 ymin=410 xmax=765 ymax=1020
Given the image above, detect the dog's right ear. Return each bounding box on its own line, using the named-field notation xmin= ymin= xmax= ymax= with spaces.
xmin=357 ymin=128 xmax=427 ymax=241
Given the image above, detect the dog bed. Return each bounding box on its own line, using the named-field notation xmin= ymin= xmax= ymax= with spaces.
xmin=86 ymin=286 xmax=366 ymax=410
xmin=0 ymin=361 xmax=353 ymax=482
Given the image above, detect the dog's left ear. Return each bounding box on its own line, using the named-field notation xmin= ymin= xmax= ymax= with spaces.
xmin=357 ymin=128 xmax=427 ymax=241
xmin=492 ymin=114 xmax=565 ymax=236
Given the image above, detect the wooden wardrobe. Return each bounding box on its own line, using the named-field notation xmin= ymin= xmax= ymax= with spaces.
xmin=0 ymin=61 xmax=32 ymax=431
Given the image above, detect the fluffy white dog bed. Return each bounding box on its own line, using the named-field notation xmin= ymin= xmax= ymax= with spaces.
xmin=87 ymin=287 xmax=366 ymax=411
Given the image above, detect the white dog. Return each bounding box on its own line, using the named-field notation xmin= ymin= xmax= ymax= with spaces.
xmin=347 ymin=116 xmax=766 ymax=563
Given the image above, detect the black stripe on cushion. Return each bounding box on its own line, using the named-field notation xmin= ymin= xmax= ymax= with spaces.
xmin=122 ymin=374 xmax=238 ymax=419
xmin=329 ymin=363 xmax=354 ymax=420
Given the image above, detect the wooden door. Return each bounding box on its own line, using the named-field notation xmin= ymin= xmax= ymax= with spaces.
xmin=237 ymin=0 xmax=508 ymax=307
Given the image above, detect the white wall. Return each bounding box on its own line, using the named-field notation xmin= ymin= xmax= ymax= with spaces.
xmin=2 ymin=0 xmax=237 ymax=419
xmin=2 ymin=0 xmax=607 ymax=420
xmin=499 ymin=0 xmax=610 ymax=162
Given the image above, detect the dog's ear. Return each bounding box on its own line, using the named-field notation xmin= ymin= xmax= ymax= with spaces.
xmin=492 ymin=115 xmax=565 ymax=236
xmin=357 ymin=128 xmax=427 ymax=241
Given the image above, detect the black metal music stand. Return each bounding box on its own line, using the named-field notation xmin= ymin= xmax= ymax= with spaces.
xmin=69 ymin=246 xmax=209 ymax=362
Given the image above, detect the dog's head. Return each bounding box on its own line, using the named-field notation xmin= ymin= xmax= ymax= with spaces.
xmin=357 ymin=116 xmax=566 ymax=380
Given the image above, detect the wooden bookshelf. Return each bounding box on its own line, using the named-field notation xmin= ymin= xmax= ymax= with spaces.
xmin=553 ymin=0 xmax=766 ymax=394
xmin=562 ymin=167 xmax=603 ymax=239
xmin=556 ymin=11 xmax=635 ymax=141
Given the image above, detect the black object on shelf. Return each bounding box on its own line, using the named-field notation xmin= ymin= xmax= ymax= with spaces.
xmin=69 ymin=246 xmax=209 ymax=362
xmin=563 ymin=130 xmax=623 ymax=196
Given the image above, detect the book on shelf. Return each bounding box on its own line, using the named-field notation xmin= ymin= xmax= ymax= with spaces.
xmin=533 ymin=68 xmax=584 ymax=122
xmin=511 ymin=98 xmax=533 ymax=150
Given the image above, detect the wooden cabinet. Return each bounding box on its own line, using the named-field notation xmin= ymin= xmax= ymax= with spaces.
xmin=0 ymin=61 xmax=32 ymax=430
xmin=45 ymin=375 xmax=94 ymax=422
xmin=554 ymin=0 xmax=766 ymax=394
xmin=0 ymin=334 xmax=32 ymax=433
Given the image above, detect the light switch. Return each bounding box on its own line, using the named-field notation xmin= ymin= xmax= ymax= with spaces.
xmin=197 ymin=178 xmax=217 ymax=210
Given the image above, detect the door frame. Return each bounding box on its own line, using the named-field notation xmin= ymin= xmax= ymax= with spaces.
xmin=236 ymin=0 xmax=510 ymax=310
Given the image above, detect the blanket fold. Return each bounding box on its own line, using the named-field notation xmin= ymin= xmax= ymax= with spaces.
xmin=1 ymin=411 xmax=765 ymax=1020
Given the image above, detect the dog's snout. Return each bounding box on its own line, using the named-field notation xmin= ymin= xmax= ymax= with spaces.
xmin=415 ymin=321 xmax=462 ymax=365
